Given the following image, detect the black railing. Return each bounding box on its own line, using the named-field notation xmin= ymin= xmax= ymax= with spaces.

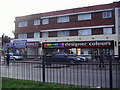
xmin=1 ymin=55 xmax=120 ymax=89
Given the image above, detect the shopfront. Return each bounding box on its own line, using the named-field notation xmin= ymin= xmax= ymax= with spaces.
xmin=13 ymin=40 xmax=27 ymax=55
xmin=7 ymin=40 xmax=41 ymax=56
xmin=26 ymin=41 xmax=40 ymax=55
xmin=42 ymin=40 xmax=114 ymax=59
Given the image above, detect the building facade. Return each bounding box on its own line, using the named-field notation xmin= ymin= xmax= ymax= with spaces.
xmin=14 ymin=2 xmax=120 ymax=58
xmin=0 ymin=38 xmax=2 ymax=54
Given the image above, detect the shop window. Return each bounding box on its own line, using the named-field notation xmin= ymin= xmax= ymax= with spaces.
xmin=42 ymin=32 xmax=48 ymax=38
xmin=88 ymin=51 xmax=91 ymax=54
xmin=102 ymin=11 xmax=112 ymax=18
xmin=81 ymin=52 xmax=84 ymax=54
xmin=103 ymin=28 xmax=112 ymax=34
xmin=18 ymin=21 xmax=28 ymax=27
xmin=57 ymin=16 xmax=69 ymax=23
xmin=34 ymin=19 xmax=40 ymax=25
xmin=78 ymin=29 xmax=91 ymax=36
xmin=42 ymin=18 xmax=49 ymax=25
xmin=57 ymin=31 xmax=69 ymax=37
xmin=78 ymin=14 xmax=91 ymax=21
xmin=77 ymin=48 xmax=81 ymax=55
xmin=18 ymin=34 xmax=27 ymax=39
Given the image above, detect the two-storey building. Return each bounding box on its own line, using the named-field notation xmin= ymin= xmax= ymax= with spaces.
xmin=14 ymin=2 xmax=120 ymax=58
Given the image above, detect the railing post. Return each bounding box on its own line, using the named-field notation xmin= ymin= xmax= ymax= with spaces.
xmin=109 ymin=55 xmax=113 ymax=89
xmin=117 ymin=55 xmax=120 ymax=88
xmin=42 ymin=55 xmax=45 ymax=83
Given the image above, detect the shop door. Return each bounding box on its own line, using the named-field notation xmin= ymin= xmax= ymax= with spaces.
xmin=91 ymin=49 xmax=99 ymax=60
xmin=99 ymin=48 xmax=111 ymax=61
xmin=100 ymin=48 xmax=110 ymax=55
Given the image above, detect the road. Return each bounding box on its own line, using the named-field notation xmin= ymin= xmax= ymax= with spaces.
xmin=1 ymin=60 xmax=120 ymax=88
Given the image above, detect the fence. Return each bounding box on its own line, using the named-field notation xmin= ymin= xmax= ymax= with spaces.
xmin=1 ymin=55 xmax=120 ymax=89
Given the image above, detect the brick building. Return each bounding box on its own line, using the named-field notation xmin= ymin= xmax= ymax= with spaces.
xmin=13 ymin=2 xmax=120 ymax=58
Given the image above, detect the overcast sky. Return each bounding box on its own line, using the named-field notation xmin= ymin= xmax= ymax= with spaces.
xmin=0 ymin=0 xmax=119 ymax=38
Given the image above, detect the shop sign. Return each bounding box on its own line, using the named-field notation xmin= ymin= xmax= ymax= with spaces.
xmin=43 ymin=41 xmax=114 ymax=49
xmin=65 ymin=41 xmax=114 ymax=48
xmin=27 ymin=42 xmax=39 ymax=47
xmin=7 ymin=43 xmax=14 ymax=48
xmin=43 ymin=42 xmax=64 ymax=48
xmin=13 ymin=40 xmax=27 ymax=48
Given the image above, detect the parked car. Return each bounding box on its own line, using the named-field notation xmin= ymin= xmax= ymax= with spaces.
xmin=78 ymin=56 xmax=89 ymax=62
xmin=67 ymin=54 xmax=89 ymax=62
xmin=44 ymin=52 xmax=82 ymax=64
xmin=4 ymin=53 xmax=23 ymax=60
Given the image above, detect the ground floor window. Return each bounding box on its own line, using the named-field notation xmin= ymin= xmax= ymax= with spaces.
xmin=15 ymin=48 xmax=27 ymax=55
xmin=27 ymin=47 xmax=39 ymax=55
xmin=43 ymin=47 xmax=114 ymax=60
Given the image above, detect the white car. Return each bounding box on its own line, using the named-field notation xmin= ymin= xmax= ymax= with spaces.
xmin=67 ymin=54 xmax=89 ymax=62
xmin=5 ymin=53 xmax=23 ymax=60
xmin=77 ymin=56 xmax=89 ymax=62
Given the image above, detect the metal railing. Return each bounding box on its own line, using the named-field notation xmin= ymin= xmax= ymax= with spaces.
xmin=1 ymin=55 xmax=120 ymax=89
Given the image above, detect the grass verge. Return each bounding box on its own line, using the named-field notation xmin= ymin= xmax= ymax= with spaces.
xmin=2 ymin=78 xmax=84 ymax=89
xmin=2 ymin=78 xmax=111 ymax=89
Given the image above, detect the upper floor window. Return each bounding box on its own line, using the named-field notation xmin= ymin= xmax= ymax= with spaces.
xmin=119 ymin=26 xmax=120 ymax=34
xmin=42 ymin=32 xmax=48 ymax=38
xmin=27 ymin=33 xmax=34 ymax=38
xmin=57 ymin=31 xmax=69 ymax=37
xmin=118 ymin=9 xmax=120 ymax=17
xmin=103 ymin=28 xmax=112 ymax=34
xmin=34 ymin=19 xmax=40 ymax=25
xmin=42 ymin=18 xmax=49 ymax=25
xmin=102 ymin=11 xmax=112 ymax=18
xmin=18 ymin=34 xmax=27 ymax=39
xmin=34 ymin=32 xmax=40 ymax=38
xmin=78 ymin=29 xmax=91 ymax=36
xmin=78 ymin=14 xmax=91 ymax=21
xmin=18 ymin=21 xmax=28 ymax=27
xmin=57 ymin=16 xmax=69 ymax=23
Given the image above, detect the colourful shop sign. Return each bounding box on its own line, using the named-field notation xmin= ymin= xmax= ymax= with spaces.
xmin=27 ymin=42 xmax=40 ymax=47
xmin=7 ymin=43 xmax=14 ymax=48
xmin=7 ymin=41 xmax=40 ymax=48
xmin=43 ymin=41 xmax=114 ymax=49
xmin=13 ymin=40 xmax=27 ymax=48
xmin=43 ymin=43 xmax=65 ymax=48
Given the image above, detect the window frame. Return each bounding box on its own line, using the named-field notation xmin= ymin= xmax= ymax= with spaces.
xmin=57 ymin=16 xmax=70 ymax=23
xmin=42 ymin=18 xmax=49 ymax=25
xmin=18 ymin=21 xmax=28 ymax=27
xmin=18 ymin=34 xmax=27 ymax=39
xmin=102 ymin=11 xmax=112 ymax=18
xmin=34 ymin=19 xmax=40 ymax=26
xmin=103 ymin=28 xmax=112 ymax=35
xmin=57 ymin=30 xmax=69 ymax=37
xmin=42 ymin=32 xmax=48 ymax=38
xmin=78 ymin=29 xmax=92 ymax=36
xmin=34 ymin=32 xmax=40 ymax=38
xmin=78 ymin=14 xmax=92 ymax=21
